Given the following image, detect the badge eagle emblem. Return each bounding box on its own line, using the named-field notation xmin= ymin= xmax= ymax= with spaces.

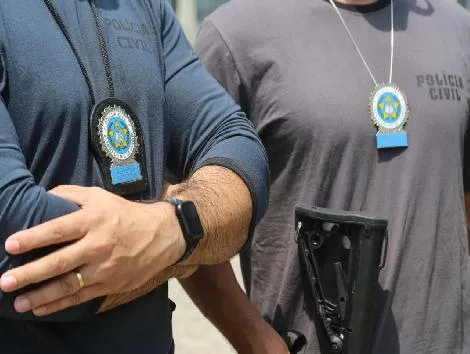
xmin=99 ymin=105 xmax=139 ymax=162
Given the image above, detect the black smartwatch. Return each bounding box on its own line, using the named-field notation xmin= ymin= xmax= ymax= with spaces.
xmin=166 ymin=198 xmax=204 ymax=263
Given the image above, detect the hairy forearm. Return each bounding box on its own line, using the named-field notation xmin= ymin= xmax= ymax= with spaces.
xmin=98 ymin=264 xmax=198 ymax=313
xmin=99 ymin=165 xmax=251 ymax=312
xmin=180 ymin=262 xmax=288 ymax=353
xmin=165 ymin=165 xmax=252 ymax=265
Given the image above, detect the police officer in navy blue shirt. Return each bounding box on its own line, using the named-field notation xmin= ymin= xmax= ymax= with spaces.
xmin=0 ymin=1 xmax=269 ymax=353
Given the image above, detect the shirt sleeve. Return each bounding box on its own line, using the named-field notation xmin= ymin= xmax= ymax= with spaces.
xmin=194 ymin=19 xmax=246 ymax=111
xmin=0 ymin=54 xmax=102 ymax=322
xmin=160 ymin=1 xmax=270 ymax=228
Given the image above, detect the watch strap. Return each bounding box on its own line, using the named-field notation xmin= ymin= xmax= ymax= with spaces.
xmin=166 ymin=198 xmax=203 ymax=263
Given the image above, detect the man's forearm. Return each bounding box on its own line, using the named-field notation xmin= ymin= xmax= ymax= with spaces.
xmin=180 ymin=262 xmax=289 ymax=354
xmin=100 ymin=165 xmax=252 ymax=311
xmin=165 ymin=165 xmax=252 ymax=265
xmin=99 ymin=264 xmax=198 ymax=313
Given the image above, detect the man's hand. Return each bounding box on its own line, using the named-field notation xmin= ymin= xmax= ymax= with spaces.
xmin=0 ymin=186 xmax=185 ymax=316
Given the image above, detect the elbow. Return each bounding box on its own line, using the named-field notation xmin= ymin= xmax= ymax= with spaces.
xmin=196 ymin=111 xmax=270 ymax=220
xmin=0 ymin=177 xmax=43 ymax=238
xmin=0 ymin=180 xmax=43 ymax=317
xmin=0 ymin=177 xmax=95 ymax=321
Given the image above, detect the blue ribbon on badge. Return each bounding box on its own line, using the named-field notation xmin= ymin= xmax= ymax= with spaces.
xmin=111 ymin=162 xmax=143 ymax=185
xmin=376 ymin=131 xmax=408 ymax=149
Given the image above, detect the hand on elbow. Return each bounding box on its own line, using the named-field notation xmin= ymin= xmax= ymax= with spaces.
xmin=0 ymin=185 xmax=185 ymax=316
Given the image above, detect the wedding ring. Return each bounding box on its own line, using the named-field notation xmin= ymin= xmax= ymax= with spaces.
xmin=75 ymin=271 xmax=85 ymax=289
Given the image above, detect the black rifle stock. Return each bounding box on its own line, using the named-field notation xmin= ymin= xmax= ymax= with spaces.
xmin=294 ymin=206 xmax=388 ymax=354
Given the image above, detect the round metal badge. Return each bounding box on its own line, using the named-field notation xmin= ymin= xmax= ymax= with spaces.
xmin=369 ymin=83 xmax=409 ymax=133
xmin=98 ymin=105 xmax=139 ymax=162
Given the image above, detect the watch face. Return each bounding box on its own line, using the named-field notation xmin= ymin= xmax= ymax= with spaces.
xmin=180 ymin=201 xmax=204 ymax=240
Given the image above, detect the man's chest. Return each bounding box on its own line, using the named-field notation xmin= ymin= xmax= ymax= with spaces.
xmin=248 ymin=8 xmax=470 ymax=158
xmin=0 ymin=0 xmax=166 ymax=161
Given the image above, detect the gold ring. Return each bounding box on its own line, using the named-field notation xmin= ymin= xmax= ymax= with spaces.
xmin=75 ymin=271 xmax=85 ymax=289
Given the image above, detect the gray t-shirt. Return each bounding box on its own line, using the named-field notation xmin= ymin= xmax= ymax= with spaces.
xmin=195 ymin=0 xmax=470 ymax=353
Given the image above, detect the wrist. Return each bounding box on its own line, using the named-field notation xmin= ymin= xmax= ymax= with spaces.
xmin=233 ymin=319 xmax=289 ymax=354
xmin=156 ymin=201 xmax=186 ymax=265
xmin=164 ymin=198 xmax=204 ymax=263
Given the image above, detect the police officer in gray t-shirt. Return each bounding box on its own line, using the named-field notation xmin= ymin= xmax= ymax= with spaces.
xmin=190 ymin=0 xmax=470 ymax=353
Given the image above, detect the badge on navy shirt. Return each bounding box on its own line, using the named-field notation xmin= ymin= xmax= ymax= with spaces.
xmin=90 ymin=98 xmax=148 ymax=196
xmin=369 ymin=84 xmax=409 ymax=149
